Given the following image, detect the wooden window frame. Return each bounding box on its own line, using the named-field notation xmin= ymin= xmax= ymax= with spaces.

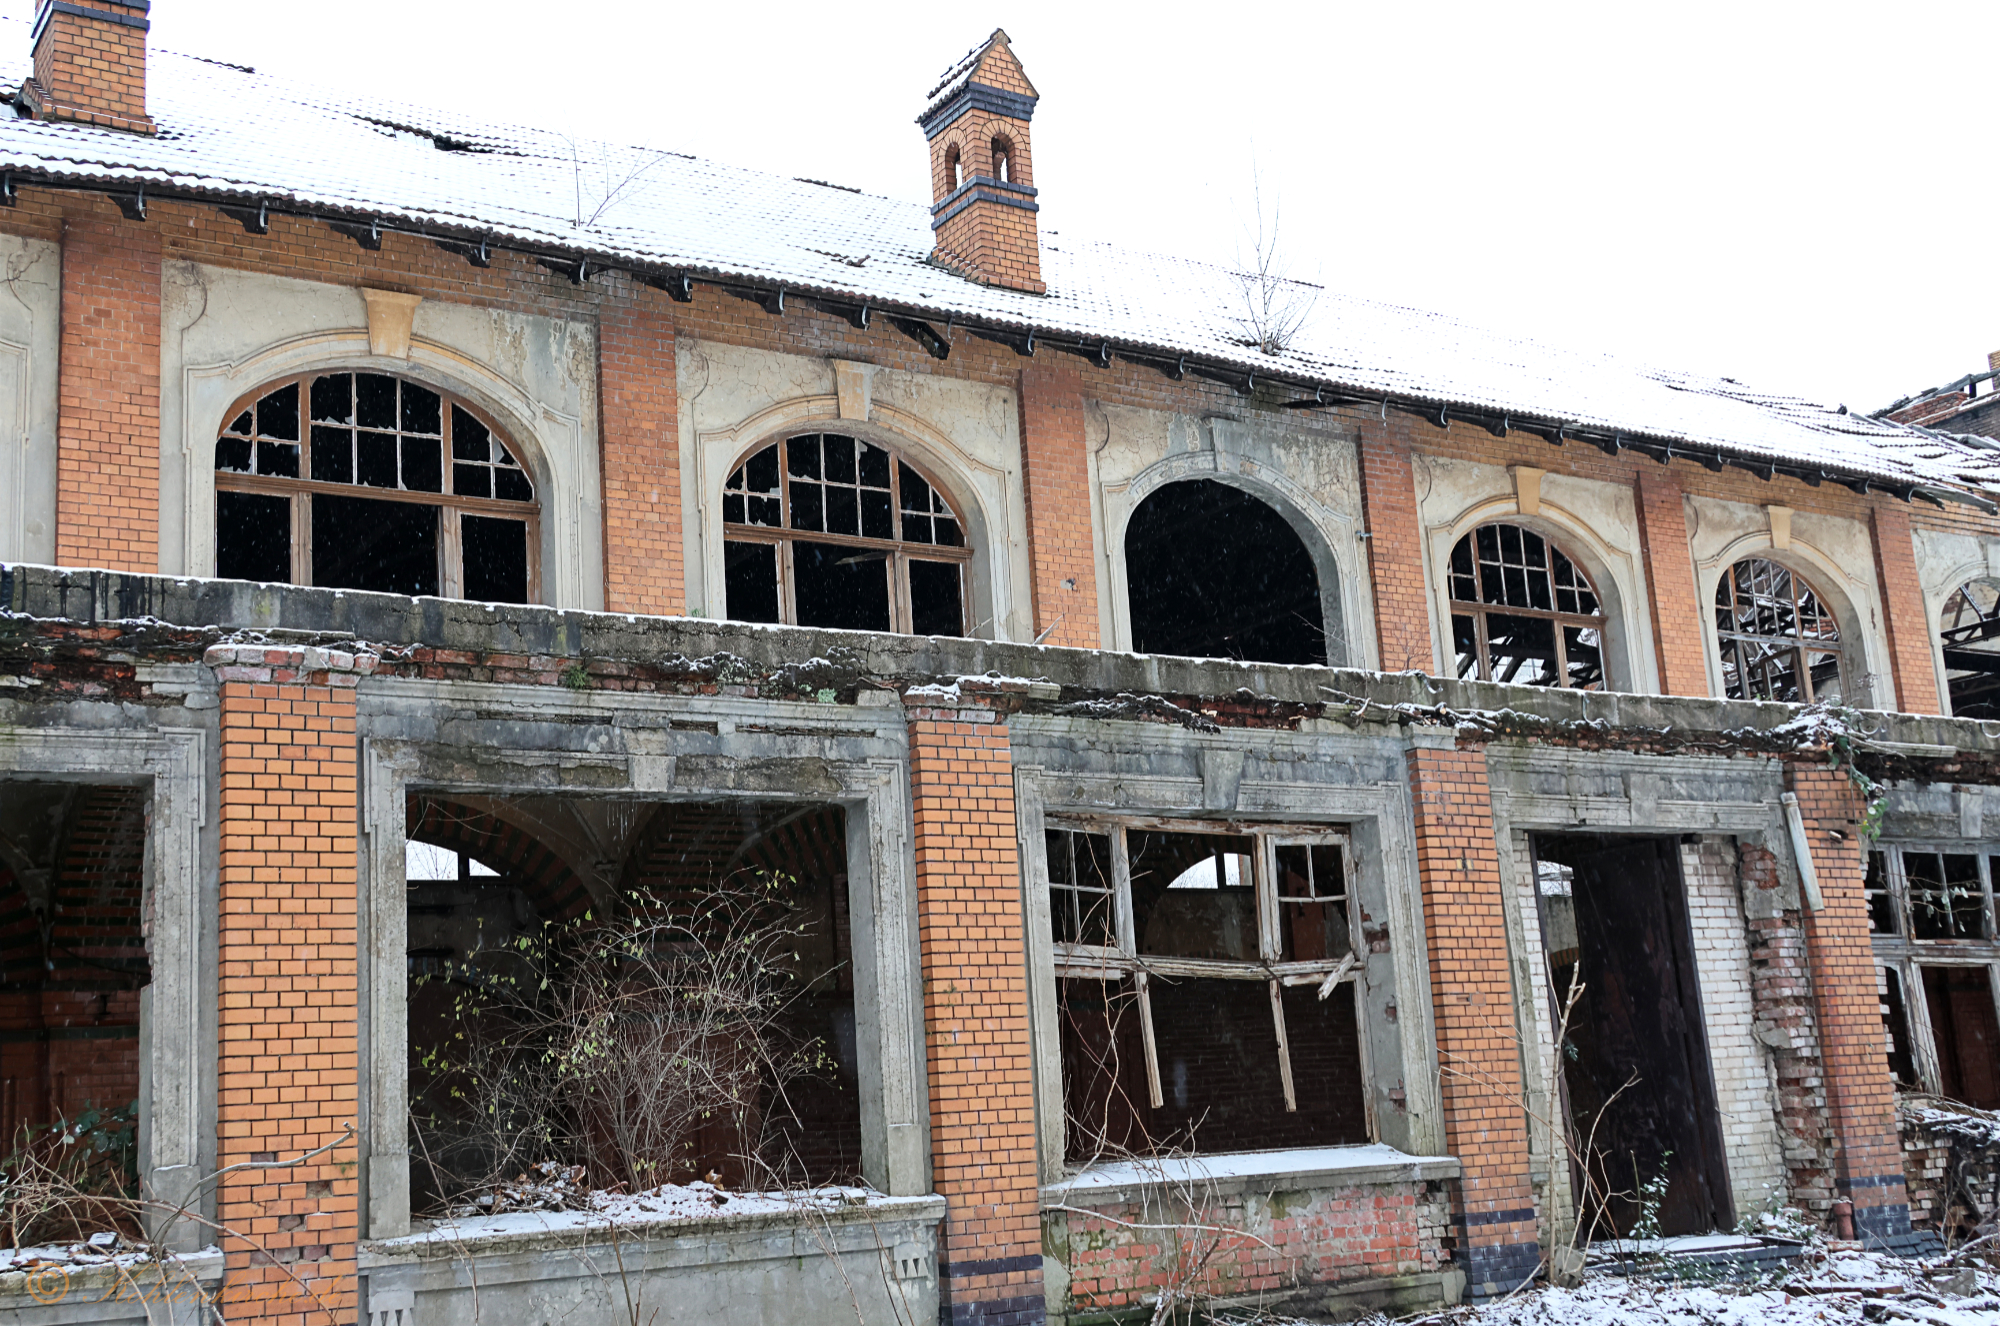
xmin=1869 ymin=840 xmax=2000 ymax=1101
xmin=1044 ymin=816 xmax=1366 ymax=1126
xmin=1448 ymin=522 xmax=1607 ymax=688
xmin=1941 ymin=580 xmax=2000 ymax=716
xmin=213 ymin=372 xmax=541 ymax=602
xmin=1714 ymin=557 xmax=1842 ymax=704
xmin=721 ymin=433 xmax=973 ymax=635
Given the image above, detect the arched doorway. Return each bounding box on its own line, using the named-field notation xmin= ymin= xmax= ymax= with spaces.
xmin=1125 ymin=479 xmax=1327 ymax=666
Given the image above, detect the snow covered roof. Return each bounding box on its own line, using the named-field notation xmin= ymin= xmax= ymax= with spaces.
xmin=0 ymin=26 xmax=1994 ymax=507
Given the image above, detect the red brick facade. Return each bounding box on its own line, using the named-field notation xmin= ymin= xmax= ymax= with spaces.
xmin=1635 ymin=471 xmax=1710 ymax=696
xmin=1358 ymin=418 xmax=1437 ymax=673
xmin=23 ymin=1 xmax=154 ymax=134
xmin=598 ymin=277 xmax=685 ymax=617
xmin=1871 ymin=504 xmax=1942 ymax=715
xmin=215 ymin=659 xmax=362 ymax=1323
xmin=1016 ymin=364 xmax=1100 ymax=648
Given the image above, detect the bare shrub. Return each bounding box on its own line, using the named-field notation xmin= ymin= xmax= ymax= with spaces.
xmin=0 ymin=1102 xmax=138 ymax=1249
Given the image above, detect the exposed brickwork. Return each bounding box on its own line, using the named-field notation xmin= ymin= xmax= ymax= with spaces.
xmin=1635 ymin=471 xmax=1709 ymax=695
xmin=1015 ymin=364 xmax=1099 ymax=647
xmin=926 ymin=37 xmax=1044 ymax=294
xmin=1052 ymin=1178 xmax=1453 ymax=1316
xmin=1871 ymin=504 xmax=1942 ymax=714
xmin=1789 ymin=768 xmax=1912 ymax=1239
xmin=597 ymin=275 xmax=684 ymax=616
xmin=1358 ymin=418 xmax=1436 ymax=672
xmin=22 ymin=1 xmax=154 ymax=133
xmin=1404 ymin=743 xmax=1539 ymax=1297
xmin=55 ymin=208 xmax=161 ymax=572
xmin=216 ymin=662 xmax=362 ymax=1323
xmin=906 ymin=714 xmax=1043 ymax=1326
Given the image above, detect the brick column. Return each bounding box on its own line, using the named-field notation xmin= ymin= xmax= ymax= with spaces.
xmin=1870 ymin=505 xmax=1941 ymax=715
xmin=1405 ymin=738 xmax=1541 ymax=1297
xmin=599 ymin=278 xmax=684 ymax=617
xmin=907 ymin=704 xmax=1044 ymax=1326
xmin=1016 ymin=365 xmax=1099 ymax=648
xmin=55 ymin=208 xmax=161 ymax=572
xmin=211 ymin=644 xmax=370 ymax=1323
xmin=1357 ymin=419 xmax=1436 ymax=673
xmin=1634 ymin=471 xmax=1710 ymax=696
xmin=1788 ymin=765 xmax=1912 ymax=1245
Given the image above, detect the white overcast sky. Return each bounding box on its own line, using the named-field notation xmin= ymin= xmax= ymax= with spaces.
xmin=59 ymin=2 xmax=2000 ymax=412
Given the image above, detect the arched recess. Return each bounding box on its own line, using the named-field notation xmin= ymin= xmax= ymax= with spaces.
xmin=695 ymin=395 xmax=1020 ymax=640
xmin=1104 ymin=452 xmax=1356 ymax=667
xmin=178 ymin=330 xmax=590 ymax=608
xmin=1696 ymin=538 xmax=1884 ymax=707
xmin=1425 ymin=500 xmax=1650 ymax=694
xmin=1932 ymin=574 xmax=2000 ymax=719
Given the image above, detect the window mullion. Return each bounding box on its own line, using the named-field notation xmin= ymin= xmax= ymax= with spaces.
xmin=291 ymin=493 xmax=310 ymax=585
xmin=1110 ymin=830 xmax=1163 ymax=1110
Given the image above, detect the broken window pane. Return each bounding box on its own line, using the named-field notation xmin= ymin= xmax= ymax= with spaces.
xmin=1275 ymin=844 xmax=1349 ymax=962
xmin=312 ymin=493 xmax=438 ymax=597
xmin=1564 ymin=626 xmax=1604 ymax=690
xmin=1908 ymin=852 xmax=1985 ymax=940
xmin=357 ymin=373 xmax=397 ymax=429
xmin=1715 ymin=558 xmax=1842 ymax=703
xmin=215 ymin=436 xmax=252 ymax=473
xmin=1129 ymin=830 xmax=1257 ymax=961
xmin=1047 ymin=829 xmax=1115 ymax=948
xmin=724 ymin=445 xmax=783 ymax=527
xmin=462 ymin=516 xmax=528 ymax=604
xmin=793 ymin=541 xmax=891 ymax=632
xmin=1124 ymin=479 xmax=1326 ymax=666
xmin=1921 ymin=965 xmax=2000 ymax=1109
xmin=1942 ymin=581 xmax=2000 ymax=719
xmin=1866 ymin=851 xmax=1897 ymax=934
xmin=257 ymin=382 xmax=299 ymax=440
xmin=311 ymin=425 xmax=353 ymax=483
xmin=908 ymin=559 xmax=964 ymax=636
xmin=724 ymin=541 xmax=781 ymax=623
xmin=1483 ymin=613 xmax=1559 ymax=686
xmin=216 ymin=490 xmax=290 ymax=583
xmin=1880 ymin=965 xmax=1917 ymax=1088
xmin=1449 ymin=524 xmax=1605 ymax=689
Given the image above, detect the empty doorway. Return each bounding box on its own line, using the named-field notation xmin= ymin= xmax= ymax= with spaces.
xmin=1533 ymin=833 xmax=1732 ymax=1237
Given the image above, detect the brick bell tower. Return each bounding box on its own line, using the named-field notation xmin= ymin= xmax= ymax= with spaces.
xmin=19 ymin=0 xmax=155 ymax=133
xmin=918 ymin=30 xmax=1045 ymax=294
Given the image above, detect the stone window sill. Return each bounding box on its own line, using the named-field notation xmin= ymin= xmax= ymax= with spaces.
xmin=1042 ymin=1143 xmax=1461 ymax=1206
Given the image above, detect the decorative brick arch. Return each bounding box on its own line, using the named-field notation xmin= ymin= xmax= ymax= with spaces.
xmin=405 ymin=796 xmax=592 ymax=922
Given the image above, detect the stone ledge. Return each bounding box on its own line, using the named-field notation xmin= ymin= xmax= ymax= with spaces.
xmin=1043 ymin=1143 xmax=1461 ymax=1207
xmin=0 ymin=1250 xmax=224 ymax=1326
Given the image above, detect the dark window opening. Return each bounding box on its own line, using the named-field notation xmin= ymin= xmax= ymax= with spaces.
xmin=991 ymin=136 xmax=1011 ymax=184
xmin=1920 ymin=965 xmax=2000 ymax=1110
xmin=1879 ymin=965 xmax=1917 ymax=1089
xmin=407 ymin=795 xmax=863 ymax=1211
xmin=217 ymin=373 xmax=536 ymax=600
xmin=1941 ymin=580 xmax=2000 ymax=719
xmin=1906 ymin=852 xmax=1987 ymax=940
xmin=1048 ymin=820 xmax=1365 ymax=1164
xmin=1124 ymin=479 xmax=1326 ymax=666
xmin=1866 ymin=849 xmax=1898 ymax=935
xmin=1449 ymin=523 xmax=1604 ymax=688
xmin=720 ymin=434 xmax=969 ymax=635
xmin=1533 ymin=833 xmax=1732 ymax=1236
xmin=1715 ymin=558 xmax=1842 ymax=704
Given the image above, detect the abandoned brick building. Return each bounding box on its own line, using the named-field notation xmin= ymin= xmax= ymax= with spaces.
xmin=3 ymin=7 xmax=2000 ymax=1324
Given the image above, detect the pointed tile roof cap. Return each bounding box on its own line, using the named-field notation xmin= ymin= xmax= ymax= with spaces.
xmin=921 ymin=29 xmax=1036 ymax=120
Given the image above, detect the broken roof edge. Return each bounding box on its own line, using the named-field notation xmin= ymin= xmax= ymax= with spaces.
xmin=0 ymin=164 xmax=1987 ymax=511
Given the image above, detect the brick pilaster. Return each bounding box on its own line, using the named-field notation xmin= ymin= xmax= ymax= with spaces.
xmin=1016 ymin=365 xmax=1099 ymax=648
xmin=212 ymin=645 xmax=370 ymax=1323
xmin=1405 ymin=740 xmax=1540 ymax=1297
xmin=1870 ymin=504 xmax=1941 ymax=714
xmin=55 ymin=209 xmax=161 ymax=572
xmin=907 ymin=707 xmax=1044 ymax=1326
xmin=1634 ymin=471 xmax=1710 ymax=696
xmin=1789 ymin=765 xmax=1912 ymax=1244
xmin=1358 ymin=419 xmax=1436 ymax=673
xmin=599 ymin=279 xmax=684 ymax=617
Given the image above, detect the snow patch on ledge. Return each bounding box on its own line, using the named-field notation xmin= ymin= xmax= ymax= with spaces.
xmin=1044 ymin=1143 xmax=1458 ymax=1198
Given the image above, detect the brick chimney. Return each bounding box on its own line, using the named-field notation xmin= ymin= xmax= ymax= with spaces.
xmin=918 ymin=30 xmax=1044 ymax=294
xmin=19 ymin=0 xmax=154 ymax=134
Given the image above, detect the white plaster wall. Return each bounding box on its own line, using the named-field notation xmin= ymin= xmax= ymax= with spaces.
xmin=1686 ymin=495 xmax=1890 ymax=708
xmin=1912 ymin=524 xmax=1999 ymax=717
xmin=1680 ymin=836 xmax=1789 ymax=1223
xmin=0 ymin=233 xmax=61 ymax=564
xmin=1091 ymin=406 xmax=1377 ymax=668
xmin=159 ymin=262 xmax=604 ymax=609
xmin=1413 ymin=456 xmax=1658 ymax=692
xmin=676 ymin=339 xmax=1034 ymax=641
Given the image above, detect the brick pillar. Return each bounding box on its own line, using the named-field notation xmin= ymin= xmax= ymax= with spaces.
xmin=1634 ymin=471 xmax=1710 ymax=696
xmin=907 ymin=705 xmax=1044 ymax=1326
xmin=211 ymin=644 xmax=371 ymax=1322
xmin=1789 ymin=765 xmax=1912 ymax=1244
xmin=598 ymin=279 xmax=683 ymax=616
xmin=1016 ymin=365 xmax=1099 ymax=648
xmin=1405 ymin=739 xmax=1541 ymax=1297
xmin=55 ymin=209 xmax=161 ymax=572
xmin=1358 ymin=419 xmax=1436 ymax=673
xmin=1870 ymin=505 xmax=1941 ymax=714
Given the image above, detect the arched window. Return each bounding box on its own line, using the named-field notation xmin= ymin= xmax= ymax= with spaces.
xmin=1940 ymin=580 xmax=2000 ymax=718
xmin=1714 ymin=557 xmax=1842 ymax=703
xmin=1125 ymin=479 xmax=1326 ymax=665
xmin=946 ymin=144 xmax=964 ymax=191
xmin=990 ymin=136 xmax=1011 ymax=184
xmin=1448 ymin=523 xmax=1604 ymax=688
xmin=214 ymin=372 xmax=537 ymax=602
xmin=721 ymin=433 xmax=969 ymax=635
